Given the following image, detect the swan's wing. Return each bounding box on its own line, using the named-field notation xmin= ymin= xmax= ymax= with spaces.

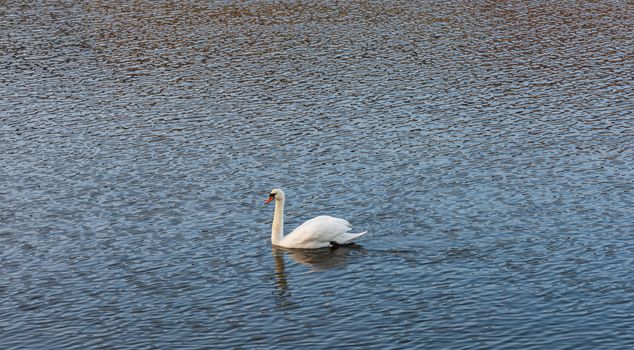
xmin=290 ymin=215 xmax=351 ymax=242
xmin=282 ymin=215 xmax=365 ymax=249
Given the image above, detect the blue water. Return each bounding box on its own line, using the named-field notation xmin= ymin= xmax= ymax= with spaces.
xmin=1 ymin=1 xmax=633 ymax=349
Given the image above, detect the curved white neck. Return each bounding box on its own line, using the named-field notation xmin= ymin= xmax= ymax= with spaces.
xmin=271 ymin=197 xmax=284 ymax=245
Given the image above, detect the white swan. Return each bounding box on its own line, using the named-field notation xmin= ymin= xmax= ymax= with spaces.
xmin=264 ymin=189 xmax=367 ymax=249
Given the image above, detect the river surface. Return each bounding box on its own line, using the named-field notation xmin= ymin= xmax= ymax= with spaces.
xmin=1 ymin=1 xmax=633 ymax=349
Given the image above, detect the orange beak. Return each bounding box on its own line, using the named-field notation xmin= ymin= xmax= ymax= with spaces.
xmin=264 ymin=194 xmax=275 ymax=204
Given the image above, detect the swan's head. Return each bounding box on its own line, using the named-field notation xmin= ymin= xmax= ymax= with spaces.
xmin=264 ymin=188 xmax=285 ymax=204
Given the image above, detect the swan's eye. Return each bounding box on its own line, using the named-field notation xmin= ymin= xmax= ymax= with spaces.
xmin=269 ymin=193 xmax=276 ymax=198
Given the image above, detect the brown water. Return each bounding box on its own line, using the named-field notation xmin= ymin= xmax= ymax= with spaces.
xmin=1 ymin=1 xmax=633 ymax=349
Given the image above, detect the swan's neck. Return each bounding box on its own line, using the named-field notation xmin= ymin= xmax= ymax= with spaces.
xmin=271 ymin=198 xmax=284 ymax=245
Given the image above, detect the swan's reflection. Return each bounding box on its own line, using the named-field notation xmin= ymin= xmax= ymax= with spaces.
xmin=271 ymin=245 xmax=366 ymax=308
xmin=273 ymin=244 xmax=365 ymax=272
xmin=272 ymin=249 xmax=290 ymax=294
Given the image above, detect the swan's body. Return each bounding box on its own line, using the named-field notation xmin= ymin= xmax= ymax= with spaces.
xmin=265 ymin=189 xmax=367 ymax=249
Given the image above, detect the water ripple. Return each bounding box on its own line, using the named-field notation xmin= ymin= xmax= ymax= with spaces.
xmin=1 ymin=1 xmax=633 ymax=349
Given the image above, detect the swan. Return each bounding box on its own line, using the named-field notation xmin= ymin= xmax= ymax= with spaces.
xmin=264 ymin=189 xmax=367 ymax=249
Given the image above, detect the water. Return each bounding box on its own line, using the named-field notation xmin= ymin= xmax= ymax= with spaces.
xmin=1 ymin=1 xmax=633 ymax=349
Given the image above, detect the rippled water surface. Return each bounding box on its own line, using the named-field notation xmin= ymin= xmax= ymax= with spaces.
xmin=1 ymin=1 xmax=633 ymax=349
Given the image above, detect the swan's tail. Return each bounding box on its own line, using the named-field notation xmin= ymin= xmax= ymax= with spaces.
xmin=337 ymin=231 xmax=367 ymax=244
